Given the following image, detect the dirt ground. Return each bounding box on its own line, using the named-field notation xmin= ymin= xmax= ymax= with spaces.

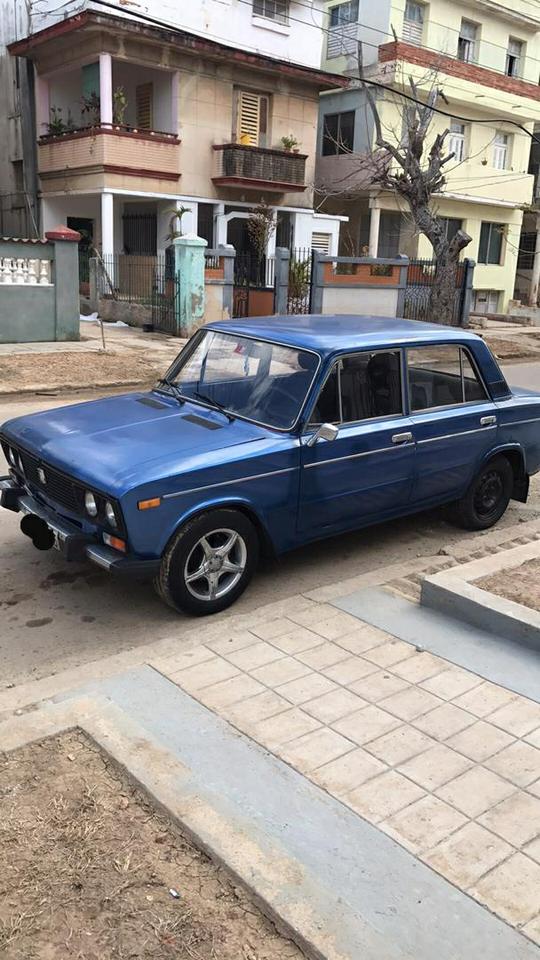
xmin=0 ymin=350 xmax=168 ymax=395
xmin=481 ymin=334 xmax=540 ymax=362
xmin=0 ymin=732 xmax=303 ymax=960
xmin=476 ymin=557 xmax=540 ymax=613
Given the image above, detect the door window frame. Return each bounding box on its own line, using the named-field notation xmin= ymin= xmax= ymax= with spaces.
xmin=306 ymin=347 xmax=407 ymax=429
xmin=406 ymin=344 xmax=490 ymax=414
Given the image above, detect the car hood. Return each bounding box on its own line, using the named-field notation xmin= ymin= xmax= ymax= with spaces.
xmin=1 ymin=391 xmax=268 ymax=493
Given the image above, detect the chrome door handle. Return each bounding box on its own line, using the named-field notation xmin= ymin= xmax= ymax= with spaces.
xmin=480 ymin=416 xmax=497 ymax=426
xmin=392 ymin=432 xmax=413 ymax=444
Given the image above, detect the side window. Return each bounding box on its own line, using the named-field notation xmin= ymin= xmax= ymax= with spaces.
xmin=462 ymin=350 xmax=488 ymax=402
xmin=408 ymin=346 xmax=488 ymax=410
xmin=310 ymin=350 xmax=403 ymax=425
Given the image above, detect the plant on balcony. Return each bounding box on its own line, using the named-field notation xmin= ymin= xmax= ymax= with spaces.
xmin=281 ymin=134 xmax=299 ymax=152
xmin=247 ymin=201 xmax=276 ymax=263
xmin=113 ymin=87 xmax=127 ymax=126
xmin=46 ymin=106 xmax=68 ymax=136
xmin=81 ymin=92 xmax=101 ymax=127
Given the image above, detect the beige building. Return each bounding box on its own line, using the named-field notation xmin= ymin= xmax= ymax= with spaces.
xmin=316 ymin=0 xmax=540 ymax=314
xmin=10 ymin=9 xmax=346 ymax=260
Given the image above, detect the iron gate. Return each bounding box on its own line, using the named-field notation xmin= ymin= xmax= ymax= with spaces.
xmin=233 ymin=254 xmax=275 ymax=318
xmin=287 ymin=248 xmax=314 ymax=314
xmin=404 ymin=259 xmax=468 ymax=326
xmin=152 ymin=273 xmax=181 ymax=334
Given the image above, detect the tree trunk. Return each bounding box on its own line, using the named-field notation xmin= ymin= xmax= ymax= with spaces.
xmin=428 ymin=253 xmax=460 ymax=326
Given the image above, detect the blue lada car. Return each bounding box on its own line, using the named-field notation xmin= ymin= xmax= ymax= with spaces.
xmin=1 ymin=316 xmax=539 ymax=616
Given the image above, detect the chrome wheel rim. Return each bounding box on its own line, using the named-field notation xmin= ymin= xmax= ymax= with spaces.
xmin=184 ymin=528 xmax=247 ymax=602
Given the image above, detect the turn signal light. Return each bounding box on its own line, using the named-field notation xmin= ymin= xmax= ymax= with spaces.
xmin=103 ymin=533 xmax=126 ymax=553
xmin=138 ymin=497 xmax=162 ymax=510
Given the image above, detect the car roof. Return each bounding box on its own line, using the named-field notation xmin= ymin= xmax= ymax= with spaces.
xmin=207 ymin=315 xmax=481 ymax=355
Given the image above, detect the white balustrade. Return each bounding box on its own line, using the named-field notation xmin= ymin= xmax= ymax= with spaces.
xmin=0 ymin=256 xmax=52 ymax=285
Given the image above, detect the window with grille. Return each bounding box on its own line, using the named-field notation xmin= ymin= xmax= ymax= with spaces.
xmin=312 ymin=232 xmax=331 ymax=253
xmin=236 ymin=90 xmax=269 ymax=147
xmin=253 ymin=0 xmax=289 ymax=24
xmin=457 ymin=19 xmax=477 ymax=62
xmin=327 ymin=1 xmax=359 ymax=57
xmin=448 ymin=121 xmax=466 ymax=162
xmin=439 ymin=217 xmax=463 ymax=242
xmin=403 ymin=1 xmax=425 ymax=45
xmin=322 ymin=111 xmax=355 ymax=156
xmin=493 ymin=132 xmax=509 ymax=170
xmin=506 ymin=38 xmax=523 ymax=77
xmin=136 ymin=83 xmax=153 ymax=130
xmin=478 ymin=222 xmax=504 ymax=265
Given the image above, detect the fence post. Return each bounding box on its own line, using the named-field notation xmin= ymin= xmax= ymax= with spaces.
xmin=310 ymin=250 xmax=324 ymax=313
xmin=44 ymin=224 xmax=81 ymax=341
xmin=461 ymin=258 xmax=475 ymax=327
xmin=396 ymin=255 xmax=409 ymax=317
xmin=88 ymin=257 xmax=99 ymax=313
xmin=220 ymin=244 xmax=235 ymax=319
xmin=174 ymin=233 xmax=208 ymax=336
xmin=274 ymin=247 xmax=290 ymax=314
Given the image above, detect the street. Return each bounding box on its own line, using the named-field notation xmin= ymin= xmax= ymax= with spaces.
xmin=1 ymin=363 xmax=539 ymax=687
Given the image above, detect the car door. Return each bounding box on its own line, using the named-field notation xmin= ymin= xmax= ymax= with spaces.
xmin=407 ymin=343 xmax=499 ymax=504
xmin=299 ymin=349 xmax=416 ymax=534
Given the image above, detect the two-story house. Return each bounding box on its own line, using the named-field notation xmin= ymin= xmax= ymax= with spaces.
xmin=316 ymin=0 xmax=540 ymax=314
xmin=5 ymin=2 xmax=346 ymax=259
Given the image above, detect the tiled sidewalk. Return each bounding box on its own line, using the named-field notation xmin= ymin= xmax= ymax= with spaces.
xmin=152 ymin=598 xmax=540 ymax=946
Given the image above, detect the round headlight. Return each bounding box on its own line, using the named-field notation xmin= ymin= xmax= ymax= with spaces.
xmin=105 ymin=501 xmax=117 ymax=528
xmin=85 ymin=491 xmax=98 ymax=517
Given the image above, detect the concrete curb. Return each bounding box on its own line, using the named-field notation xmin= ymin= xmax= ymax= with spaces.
xmin=421 ymin=540 xmax=540 ymax=648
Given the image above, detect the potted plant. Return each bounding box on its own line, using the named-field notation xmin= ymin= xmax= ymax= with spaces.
xmin=113 ymin=86 xmax=127 ymax=127
xmin=239 ymin=133 xmax=251 ymax=145
xmin=280 ymin=134 xmax=299 ymax=152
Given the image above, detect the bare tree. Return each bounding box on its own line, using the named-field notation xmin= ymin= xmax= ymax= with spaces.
xmin=319 ymin=47 xmax=473 ymax=325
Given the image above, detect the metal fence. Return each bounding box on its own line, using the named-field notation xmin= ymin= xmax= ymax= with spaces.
xmin=403 ymin=258 xmax=468 ymax=326
xmin=96 ymin=253 xmax=168 ymax=303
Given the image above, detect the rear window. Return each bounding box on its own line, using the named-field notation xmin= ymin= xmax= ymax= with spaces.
xmin=407 ymin=345 xmax=488 ymax=411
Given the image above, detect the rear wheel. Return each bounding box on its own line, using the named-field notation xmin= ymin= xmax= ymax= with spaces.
xmin=448 ymin=455 xmax=513 ymax=531
xmin=154 ymin=509 xmax=259 ymax=616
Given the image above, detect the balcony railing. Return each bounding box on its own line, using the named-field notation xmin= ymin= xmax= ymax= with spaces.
xmin=38 ymin=124 xmax=180 ymax=183
xmin=212 ymin=143 xmax=307 ymax=192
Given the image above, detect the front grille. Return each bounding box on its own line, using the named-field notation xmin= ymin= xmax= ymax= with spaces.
xmin=2 ymin=440 xmax=84 ymax=515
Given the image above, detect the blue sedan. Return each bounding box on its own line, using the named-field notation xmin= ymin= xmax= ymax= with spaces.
xmin=1 ymin=315 xmax=540 ymax=615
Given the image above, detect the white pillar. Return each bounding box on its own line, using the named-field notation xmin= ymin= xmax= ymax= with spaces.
xmin=178 ymin=200 xmax=197 ymax=236
xmin=215 ymin=203 xmax=227 ymax=246
xmin=292 ymin=211 xmax=313 ymax=251
xmin=529 ymin=212 xmax=540 ymax=307
xmin=267 ymin=207 xmax=277 ymax=258
xmin=368 ymin=205 xmax=381 ymax=258
xmin=35 ymin=71 xmax=49 ymax=138
xmin=101 ymin=192 xmax=114 ymax=255
xmin=99 ymin=53 xmax=113 ymax=126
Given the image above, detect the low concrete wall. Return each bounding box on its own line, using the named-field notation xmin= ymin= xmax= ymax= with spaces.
xmin=322 ymin=286 xmax=399 ymax=317
xmin=0 ymin=230 xmax=80 ymax=343
xmin=98 ymin=298 xmax=152 ymax=327
xmin=310 ymin=254 xmax=408 ymax=318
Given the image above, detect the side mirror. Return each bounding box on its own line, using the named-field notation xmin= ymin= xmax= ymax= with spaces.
xmin=306 ymin=422 xmax=339 ymax=448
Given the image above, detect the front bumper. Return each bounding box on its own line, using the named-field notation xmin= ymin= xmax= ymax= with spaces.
xmin=0 ymin=477 xmax=160 ymax=578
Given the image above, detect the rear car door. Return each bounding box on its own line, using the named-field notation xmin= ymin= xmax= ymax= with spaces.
xmin=407 ymin=343 xmax=498 ymax=504
xmin=299 ymin=349 xmax=416 ymax=533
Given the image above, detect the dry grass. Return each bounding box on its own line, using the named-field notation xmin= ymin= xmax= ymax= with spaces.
xmin=0 ymin=732 xmax=303 ymax=960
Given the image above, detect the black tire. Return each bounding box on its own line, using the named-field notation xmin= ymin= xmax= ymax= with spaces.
xmin=448 ymin=455 xmax=513 ymax=531
xmin=154 ymin=509 xmax=259 ymax=616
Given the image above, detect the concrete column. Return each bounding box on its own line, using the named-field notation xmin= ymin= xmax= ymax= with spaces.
xmin=99 ymin=53 xmax=113 ymax=126
xmin=310 ymin=250 xmax=324 ymax=313
xmin=274 ymin=247 xmax=290 ymax=315
xmin=461 ymin=259 xmax=476 ymax=327
xmin=45 ymin=225 xmax=81 ymax=341
xmin=368 ymin=205 xmax=381 ymax=258
xmin=174 ymin=233 xmax=207 ymax=336
xmin=293 ymin=211 xmax=313 ymax=251
xmin=178 ymin=200 xmax=198 ymax=236
xmin=529 ymin=213 xmax=540 ymax=307
xmin=220 ymin=245 xmax=235 ymax=319
xmin=101 ymin=193 xmax=114 ymax=256
xmin=171 ymin=71 xmax=180 ymax=135
xmin=35 ymin=71 xmax=49 ymax=138
xmin=396 ymin=255 xmax=409 ymax=318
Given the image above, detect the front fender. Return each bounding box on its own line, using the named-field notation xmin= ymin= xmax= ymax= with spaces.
xmin=164 ymin=494 xmax=277 ymax=557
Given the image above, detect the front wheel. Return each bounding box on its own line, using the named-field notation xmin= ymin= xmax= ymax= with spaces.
xmin=448 ymin=455 xmax=513 ymax=531
xmin=155 ymin=509 xmax=259 ymax=615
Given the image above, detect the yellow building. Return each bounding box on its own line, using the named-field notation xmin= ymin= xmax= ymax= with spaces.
xmin=317 ymin=0 xmax=540 ymax=313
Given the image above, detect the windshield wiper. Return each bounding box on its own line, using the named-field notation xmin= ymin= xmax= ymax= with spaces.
xmin=155 ymin=377 xmax=186 ymax=403
xmin=193 ymin=390 xmax=235 ymax=422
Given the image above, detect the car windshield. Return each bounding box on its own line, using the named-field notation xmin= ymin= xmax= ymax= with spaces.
xmin=160 ymin=330 xmax=319 ymax=430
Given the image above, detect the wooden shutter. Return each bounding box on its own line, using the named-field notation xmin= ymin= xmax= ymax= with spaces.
xmin=136 ymin=83 xmax=153 ymax=130
xmin=311 ymin=232 xmax=331 ymax=253
xmin=238 ymin=91 xmax=263 ymax=146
